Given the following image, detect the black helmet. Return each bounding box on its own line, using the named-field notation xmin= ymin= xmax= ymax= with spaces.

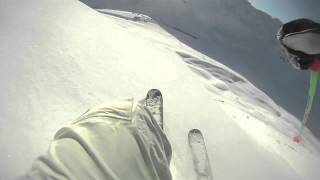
xmin=277 ymin=19 xmax=320 ymax=70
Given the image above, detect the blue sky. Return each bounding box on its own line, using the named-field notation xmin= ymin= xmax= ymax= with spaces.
xmin=248 ymin=0 xmax=320 ymax=23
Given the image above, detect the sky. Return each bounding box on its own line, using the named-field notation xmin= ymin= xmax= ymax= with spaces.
xmin=248 ymin=0 xmax=320 ymax=23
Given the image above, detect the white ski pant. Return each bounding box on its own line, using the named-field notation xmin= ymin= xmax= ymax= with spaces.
xmin=21 ymin=99 xmax=172 ymax=180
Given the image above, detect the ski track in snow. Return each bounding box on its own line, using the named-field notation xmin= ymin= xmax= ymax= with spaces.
xmin=1 ymin=1 xmax=320 ymax=179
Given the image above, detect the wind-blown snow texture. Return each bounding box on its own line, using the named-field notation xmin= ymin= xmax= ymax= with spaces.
xmin=81 ymin=0 xmax=320 ymax=138
xmin=1 ymin=0 xmax=320 ymax=180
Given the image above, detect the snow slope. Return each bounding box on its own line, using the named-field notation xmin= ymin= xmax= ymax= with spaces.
xmin=81 ymin=0 xmax=320 ymax=138
xmin=1 ymin=0 xmax=320 ymax=179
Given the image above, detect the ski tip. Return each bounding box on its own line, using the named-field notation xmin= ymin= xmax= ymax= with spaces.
xmin=147 ymin=89 xmax=162 ymax=95
xmin=189 ymin=128 xmax=202 ymax=135
xmin=146 ymin=89 xmax=162 ymax=99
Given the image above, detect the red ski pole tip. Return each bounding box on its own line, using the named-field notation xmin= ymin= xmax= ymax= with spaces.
xmin=293 ymin=136 xmax=302 ymax=143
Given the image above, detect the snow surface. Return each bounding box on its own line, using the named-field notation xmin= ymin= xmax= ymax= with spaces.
xmin=1 ymin=0 xmax=320 ymax=179
xmin=81 ymin=0 xmax=320 ymax=138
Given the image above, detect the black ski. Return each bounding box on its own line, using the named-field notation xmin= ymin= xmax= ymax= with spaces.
xmin=188 ymin=129 xmax=213 ymax=180
xmin=145 ymin=89 xmax=163 ymax=129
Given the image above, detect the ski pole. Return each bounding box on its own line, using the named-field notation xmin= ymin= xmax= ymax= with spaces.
xmin=293 ymin=71 xmax=318 ymax=142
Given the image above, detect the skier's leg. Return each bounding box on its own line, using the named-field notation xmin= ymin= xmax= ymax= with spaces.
xmin=21 ymin=99 xmax=172 ymax=180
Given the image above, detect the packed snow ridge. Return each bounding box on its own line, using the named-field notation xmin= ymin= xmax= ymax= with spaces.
xmin=0 ymin=0 xmax=320 ymax=180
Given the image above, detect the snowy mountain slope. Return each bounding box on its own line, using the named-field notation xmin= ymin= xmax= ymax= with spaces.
xmin=1 ymin=0 xmax=320 ymax=179
xmin=80 ymin=0 xmax=320 ymax=138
